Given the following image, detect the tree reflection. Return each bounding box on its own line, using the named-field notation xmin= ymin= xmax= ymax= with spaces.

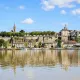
xmin=0 ymin=50 xmax=79 ymax=71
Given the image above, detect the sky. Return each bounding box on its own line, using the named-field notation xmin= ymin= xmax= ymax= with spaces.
xmin=0 ymin=0 xmax=80 ymax=32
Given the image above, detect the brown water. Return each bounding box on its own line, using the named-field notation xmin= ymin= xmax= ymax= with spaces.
xmin=0 ymin=49 xmax=80 ymax=80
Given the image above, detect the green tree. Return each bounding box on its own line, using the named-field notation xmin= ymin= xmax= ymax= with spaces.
xmin=0 ymin=39 xmax=5 ymax=47
xmin=76 ymin=36 xmax=80 ymax=43
xmin=38 ymin=42 xmax=42 ymax=48
xmin=57 ymin=39 xmax=61 ymax=48
xmin=3 ymin=41 xmax=9 ymax=48
xmin=24 ymin=42 xmax=28 ymax=47
xmin=20 ymin=30 xmax=25 ymax=33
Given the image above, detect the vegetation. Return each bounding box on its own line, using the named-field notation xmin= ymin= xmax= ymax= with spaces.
xmin=24 ymin=42 xmax=28 ymax=47
xmin=0 ymin=39 xmax=9 ymax=48
xmin=75 ymin=36 xmax=80 ymax=43
xmin=29 ymin=31 xmax=55 ymax=36
xmin=38 ymin=42 xmax=42 ymax=48
xmin=0 ymin=31 xmax=55 ymax=37
xmin=57 ymin=39 xmax=62 ymax=48
xmin=0 ymin=31 xmax=26 ymax=37
xmin=19 ymin=30 xmax=25 ymax=33
xmin=0 ymin=39 xmax=5 ymax=47
xmin=3 ymin=41 xmax=8 ymax=48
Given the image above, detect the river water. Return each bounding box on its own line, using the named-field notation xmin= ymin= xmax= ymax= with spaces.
xmin=0 ymin=49 xmax=80 ymax=80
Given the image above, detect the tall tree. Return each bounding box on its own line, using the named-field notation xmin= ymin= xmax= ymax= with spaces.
xmin=19 ymin=30 xmax=25 ymax=33
xmin=0 ymin=39 xmax=5 ymax=47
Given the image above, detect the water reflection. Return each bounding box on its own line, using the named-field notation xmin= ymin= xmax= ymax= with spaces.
xmin=0 ymin=50 xmax=80 ymax=71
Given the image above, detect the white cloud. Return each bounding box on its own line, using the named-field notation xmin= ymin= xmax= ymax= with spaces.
xmin=77 ymin=0 xmax=80 ymax=3
xmin=21 ymin=18 xmax=34 ymax=24
xmin=59 ymin=4 xmax=76 ymax=8
xmin=41 ymin=0 xmax=76 ymax=11
xmin=19 ymin=5 xmax=25 ymax=10
xmin=41 ymin=0 xmax=55 ymax=11
xmin=61 ymin=10 xmax=67 ymax=15
xmin=71 ymin=8 xmax=80 ymax=15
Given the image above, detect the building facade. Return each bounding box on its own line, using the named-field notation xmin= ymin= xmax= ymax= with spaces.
xmin=58 ymin=26 xmax=70 ymax=42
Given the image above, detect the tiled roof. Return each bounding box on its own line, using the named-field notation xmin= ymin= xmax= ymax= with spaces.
xmin=64 ymin=41 xmax=77 ymax=44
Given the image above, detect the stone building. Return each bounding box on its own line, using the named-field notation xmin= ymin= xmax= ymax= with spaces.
xmin=59 ymin=26 xmax=70 ymax=42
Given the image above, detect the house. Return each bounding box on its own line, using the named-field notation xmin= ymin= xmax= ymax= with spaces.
xmin=70 ymin=30 xmax=77 ymax=40
xmin=13 ymin=42 xmax=25 ymax=48
xmin=62 ymin=41 xmax=77 ymax=48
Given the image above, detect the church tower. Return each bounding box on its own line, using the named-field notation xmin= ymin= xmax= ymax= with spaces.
xmin=60 ymin=24 xmax=69 ymax=42
xmin=13 ymin=23 xmax=16 ymax=32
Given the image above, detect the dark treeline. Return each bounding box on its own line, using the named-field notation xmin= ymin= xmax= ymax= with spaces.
xmin=0 ymin=30 xmax=55 ymax=37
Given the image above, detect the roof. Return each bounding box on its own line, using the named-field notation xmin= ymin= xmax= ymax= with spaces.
xmin=64 ymin=41 xmax=77 ymax=44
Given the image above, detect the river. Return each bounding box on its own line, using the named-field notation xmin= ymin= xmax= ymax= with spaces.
xmin=0 ymin=49 xmax=80 ymax=80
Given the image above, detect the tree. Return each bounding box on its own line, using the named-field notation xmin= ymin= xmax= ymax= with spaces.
xmin=57 ymin=39 xmax=61 ymax=48
xmin=34 ymin=45 xmax=37 ymax=48
xmin=24 ymin=42 xmax=28 ymax=47
xmin=42 ymin=43 xmax=45 ymax=48
xmin=0 ymin=39 xmax=5 ymax=47
xmin=76 ymin=36 xmax=80 ymax=43
xmin=19 ymin=30 xmax=25 ymax=33
xmin=3 ymin=41 xmax=9 ymax=48
xmin=38 ymin=42 xmax=42 ymax=48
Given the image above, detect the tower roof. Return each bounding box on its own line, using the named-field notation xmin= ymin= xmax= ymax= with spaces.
xmin=13 ymin=23 xmax=16 ymax=28
xmin=64 ymin=24 xmax=68 ymax=30
xmin=61 ymin=24 xmax=68 ymax=31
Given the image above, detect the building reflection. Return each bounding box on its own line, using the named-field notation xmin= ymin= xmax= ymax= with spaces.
xmin=0 ymin=49 xmax=80 ymax=71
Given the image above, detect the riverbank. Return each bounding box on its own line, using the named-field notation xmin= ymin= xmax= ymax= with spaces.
xmin=0 ymin=47 xmax=80 ymax=50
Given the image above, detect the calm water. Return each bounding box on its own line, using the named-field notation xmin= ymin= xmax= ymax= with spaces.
xmin=0 ymin=49 xmax=80 ymax=80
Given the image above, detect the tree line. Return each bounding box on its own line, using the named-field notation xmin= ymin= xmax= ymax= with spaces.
xmin=0 ymin=30 xmax=55 ymax=37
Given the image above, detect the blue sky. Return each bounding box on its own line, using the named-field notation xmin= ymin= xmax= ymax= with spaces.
xmin=0 ymin=0 xmax=80 ymax=32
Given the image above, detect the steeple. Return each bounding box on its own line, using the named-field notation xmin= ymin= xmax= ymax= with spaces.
xmin=13 ymin=23 xmax=16 ymax=32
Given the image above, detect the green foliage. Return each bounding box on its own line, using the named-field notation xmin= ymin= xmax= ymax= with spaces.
xmin=19 ymin=30 xmax=25 ymax=33
xmin=24 ymin=42 xmax=28 ymax=47
xmin=29 ymin=31 xmax=55 ymax=36
xmin=3 ymin=41 xmax=9 ymax=48
xmin=57 ymin=39 xmax=61 ymax=48
xmin=34 ymin=45 xmax=37 ymax=48
xmin=38 ymin=42 xmax=42 ymax=48
xmin=0 ymin=31 xmax=55 ymax=37
xmin=76 ymin=37 xmax=80 ymax=43
xmin=0 ymin=39 xmax=5 ymax=47
xmin=0 ymin=39 xmax=9 ymax=48
xmin=0 ymin=32 xmax=26 ymax=37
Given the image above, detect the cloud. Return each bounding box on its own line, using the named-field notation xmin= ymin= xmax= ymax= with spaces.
xmin=41 ymin=0 xmax=55 ymax=11
xmin=41 ymin=0 xmax=76 ymax=11
xmin=21 ymin=18 xmax=34 ymax=24
xmin=19 ymin=5 xmax=25 ymax=10
xmin=77 ymin=0 xmax=80 ymax=3
xmin=60 ymin=10 xmax=67 ymax=15
xmin=71 ymin=8 xmax=80 ymax=15
xmin=59 ymin=4 xmax=76 ymax=8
